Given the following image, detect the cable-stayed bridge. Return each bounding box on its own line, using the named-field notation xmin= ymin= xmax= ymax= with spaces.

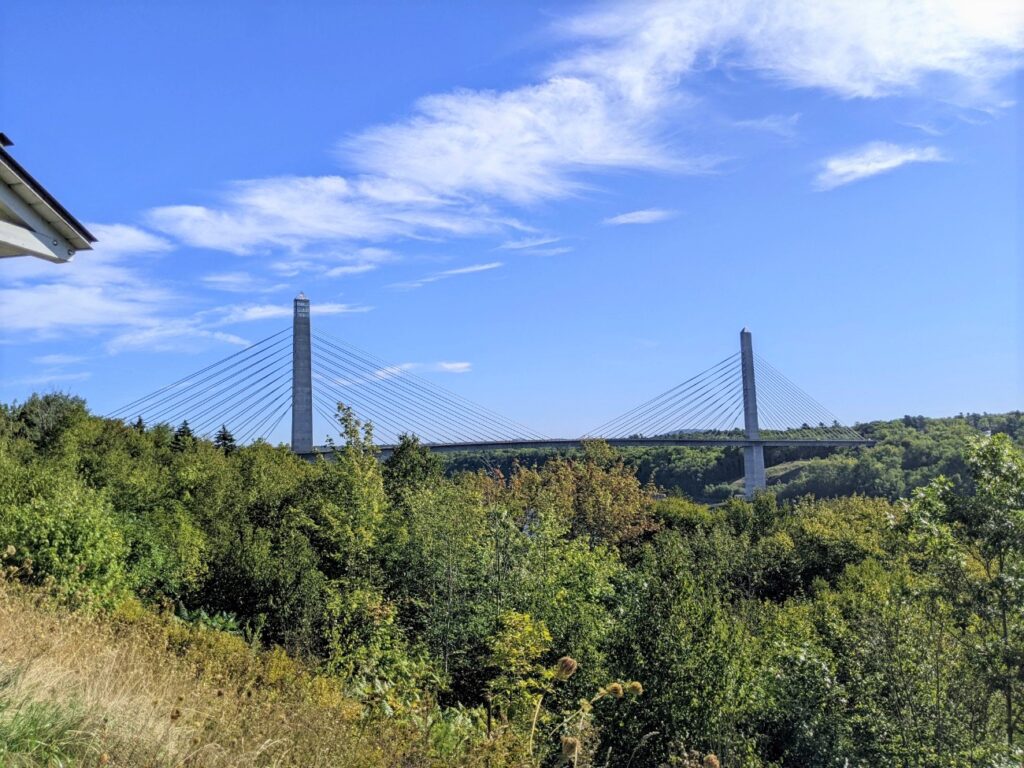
xmin=110 ymin=294 xmax=871 ymax=498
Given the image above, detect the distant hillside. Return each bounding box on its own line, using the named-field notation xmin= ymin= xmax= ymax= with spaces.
xmin=445 ymin=411 xmax=1024 ymax=502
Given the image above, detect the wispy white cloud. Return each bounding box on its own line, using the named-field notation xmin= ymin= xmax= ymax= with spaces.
xmin=499 ymin=236 xmax=562 ymax=250
xmin=0 ymin=371 xmax=92 ymax=388
xmin=213 ymin=302 xmax=372 ymax=325
xmin=324 ymin=263 xmax=379 ymax=277
xmin=391 ymin=261 xmax=505 ymax=291
xmin=527 ymin=246 xmax=574 ymax=257
xmin=86 ymin=223 xmax=173 ymax=256
xmin=559 ymin=0 xmax=1024 ymax=103
xmin=105 ymin=325 xmax=251 ymax=355
xmin=437 ymin=262 xmax=504 ymax=277
xmin=733 ymin=112 xmax=801 ymax=137
xmin=604 ymin=208 xmax=676 ymax=226
xmin=103 ymin=300 xmax=371 ymax=354
xmin=269 ymin=258 xmax=319 ymax=277
xmin=147 ymin=176 xmax=506 ymax=255
xmin=0 ymin=224 xmax=176 ymax=337
xmin=31 ymin=354 xmax=85 ymax=366
xmin=341 ymin=78 xmax=687 ymax=207
xmin=816 ymin=141 xmax=945 ymax=189
xmin=433 ymin=361 xmax=472 ymax=373
xmin=323 ymin=360 xmax=472 ymax=389
xmin=321 ymin=246 xmax=395 ymax=277
xmin=375 ymin=361 xmax=472 ymax=378
xmin=0 ymin=284 xmax=167 ymax=335
xmin=132 ymin=0 xmax=1020 ymax=266
xmin=498 ymin=236 xmax=572 ymax=256
xmin=201 ymin=271 xmax=287 ymax=293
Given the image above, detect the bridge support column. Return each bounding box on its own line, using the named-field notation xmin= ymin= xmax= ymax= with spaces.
xmin=291 ymin=293 xmax=313 ymax=454
xmin=740 ymin=328 xmax=765 ymax=499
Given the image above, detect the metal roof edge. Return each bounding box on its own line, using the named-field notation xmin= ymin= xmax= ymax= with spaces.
xmin=0 ymin=144 xmax=96 ymax=247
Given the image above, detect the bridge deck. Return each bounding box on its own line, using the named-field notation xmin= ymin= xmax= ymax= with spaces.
xmin=301 ymin=436 xmax=874 ymax=460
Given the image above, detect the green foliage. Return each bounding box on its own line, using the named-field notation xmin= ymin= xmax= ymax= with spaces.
xmin=0 ymin=672 xmax=92 ymax=765
xmin=171 ymin=419 xmax=195 ymax=452
xmin=601 ymin=529 xmax=759 ymax=764
xmin=487 ymin=610 xmax=552 ymax=713
xmin=0 ymin=443 xmax=127 ymax=605
xmin=1 ymin=394 xmax=1021 ymax=766
xmin=214 ymin=424 xmax=237 ymax=454
xmin=382 ymin=433 xmax=444 ymax=504
xmin=4 ymin=392 xmax=88 ymax=453
xmin=911 ymin=433 xmax=1024 ymax=754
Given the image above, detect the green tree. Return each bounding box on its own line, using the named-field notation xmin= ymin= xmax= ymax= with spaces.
xmin=914 ymin=434 xmax=1024 ymax=750
xmin=10 ymin=392 xmax=88 ymax=452
xmin=601 ymin=529 xmax=757 ymax=765
xmin=0 ymin=441 xmax=128 ymax=605
xmin=382 ymin=433 xmax=444 ymax=505
xmin=214 ymin=424 xmax=237 ymax=455
xmin=171 ymin=420 xmax=195 ymax=452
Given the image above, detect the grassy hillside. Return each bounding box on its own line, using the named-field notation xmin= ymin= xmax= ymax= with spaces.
xmin=0 ymin=580 xmax=507 ymax=767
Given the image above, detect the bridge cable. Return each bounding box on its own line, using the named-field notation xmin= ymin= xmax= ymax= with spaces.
xmin=313 ymin=331 xmax=547 ymax=441
xmin=753 ymin=355 xmax=861 ymax=440
xmin=107 ymin=329 xmax=289 ymax=419
xmin=190 ymin=366 xmax=293 ymax=438
xmin=137 ymin=347 xmax=291 ymax=431
xmin=314 ymin=339 xmax=508 ymax=441
xmin=311 ymin=341 xmax=497 ymax=443
xmin=584 ymin=353 xmax=738 ymax=437
xmin=311 ymin=352 xmax=480 ymax=443
xmin=229 ymin=380 xmax=294 ymax=445
xmin=115 ymin=339 xmax=290 ymax=427
xmin=312 ymin=372 xmax=439 ymax=442
xmin=614 ymin=357 xmax=741 ymax=438
xmin=179 ymin=354 xmax=293 ymax=435
xmin=236 ymin=386 xmax=294 ymax=445
xmin=313 ymin=334 xmax=540 ymax=443
xmin=652 ymin=370 xmax=743 ymax=437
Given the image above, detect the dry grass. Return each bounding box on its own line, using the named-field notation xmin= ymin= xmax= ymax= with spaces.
xmin=0 ymin=580 xmax=511 ymax=767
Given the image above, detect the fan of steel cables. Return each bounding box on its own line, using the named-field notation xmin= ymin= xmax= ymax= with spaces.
xmin=310 ymin=330 xmax=547 ymax=446
xmin=585 ymin=351 xmax=862 ymax=442
xmin=107 ymin=328 xmax=293 ymax=443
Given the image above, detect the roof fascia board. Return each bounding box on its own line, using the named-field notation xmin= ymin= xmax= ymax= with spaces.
xmin=0 ymin=147 xmax=95 ymax=248
xmin=0 ymin=219 xmax=73 ymax=262
xmin=0 ymin=181 xmax=76 ymax=262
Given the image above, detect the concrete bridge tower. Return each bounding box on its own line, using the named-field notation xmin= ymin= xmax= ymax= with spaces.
xmin=740 ymin=328 xmax=766 ymax=499
xmin=291 ymin=293 xmax=313 ymax=454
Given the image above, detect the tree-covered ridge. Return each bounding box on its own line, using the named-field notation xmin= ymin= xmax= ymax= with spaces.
xmin=0 ymin=393 xmax=1021 ymax=766
xmin=446 ymin=411 xmax=1024 ymax=502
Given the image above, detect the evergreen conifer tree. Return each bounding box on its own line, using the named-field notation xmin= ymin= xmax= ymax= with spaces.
xmin=214 ymin=424 xmax=237 ymax=455
xmin=172 ymin=420 xmax=195 ymax=452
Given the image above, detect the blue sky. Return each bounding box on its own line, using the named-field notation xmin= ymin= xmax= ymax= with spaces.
xmin=0 ymin=0 xmax=1021 ymax=443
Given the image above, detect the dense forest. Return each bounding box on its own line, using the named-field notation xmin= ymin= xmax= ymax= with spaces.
xmin=448 ymin=411 xmax=1024 ymax=502
xmin=0 ymin=393 xmax=1021 ymax=766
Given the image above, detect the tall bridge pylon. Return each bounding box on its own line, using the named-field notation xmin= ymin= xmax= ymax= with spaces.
xmin=740 ymin=328 xmax=766 ymax=497
xmin=109 ymin=295 xmax=871 ymax=499
xmin=291 ymin=293 xmax=313 ymax=454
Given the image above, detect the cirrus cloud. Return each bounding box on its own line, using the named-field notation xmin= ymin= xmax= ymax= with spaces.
xmin=138 ymin=0 xmax=1022 ymax=265
xmin=816 ymin=142 xmax=946 ymax=189
xmin=603 ymin=208 xmax=677 ymax=225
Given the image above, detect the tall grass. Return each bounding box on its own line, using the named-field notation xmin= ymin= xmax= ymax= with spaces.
xmin=0 ymin=579 xmax=513 ymax=767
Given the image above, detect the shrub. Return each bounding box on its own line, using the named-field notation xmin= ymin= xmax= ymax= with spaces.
xmin=0 ymin=446 xmax=127 ymax=605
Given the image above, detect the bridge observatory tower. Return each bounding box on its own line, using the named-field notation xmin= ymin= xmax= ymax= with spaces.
xmin=740 ymin=328 xmax=766 ymax=498
xmin=291 ymin=293 xmax=314 ymax=454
